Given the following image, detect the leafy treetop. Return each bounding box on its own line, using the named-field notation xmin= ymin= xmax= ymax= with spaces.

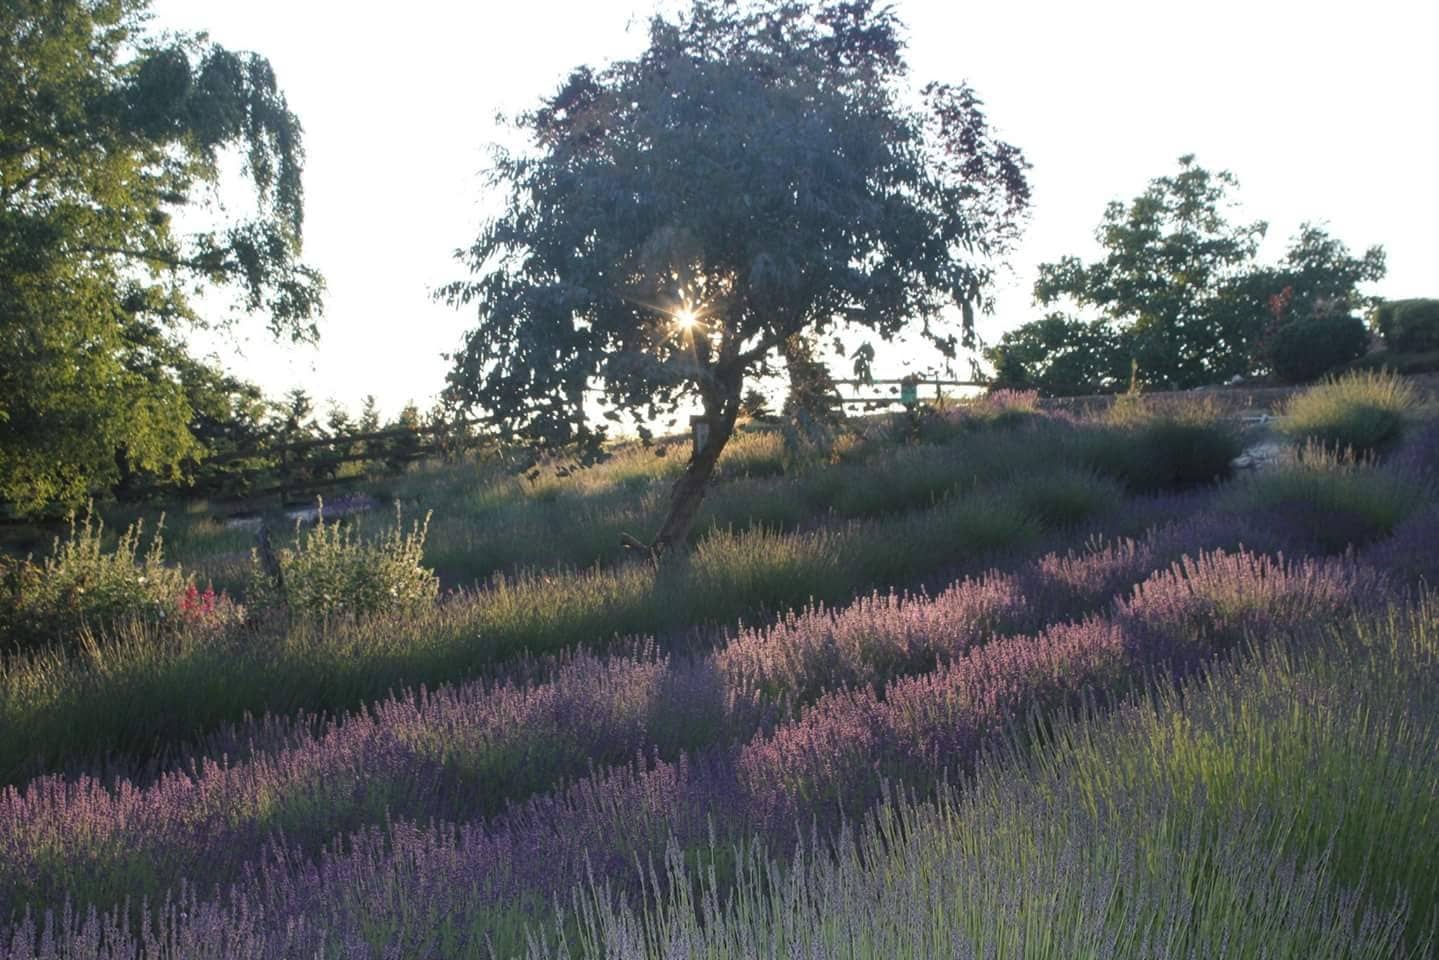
xmin=441 ymin=0 xmax=1029 ymax=553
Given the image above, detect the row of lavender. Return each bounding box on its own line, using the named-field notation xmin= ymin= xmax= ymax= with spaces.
xmin=0 ymin=491 xmax=1319 ymax=916
xmin=3 ymin=522 xmax=1427 ymax=955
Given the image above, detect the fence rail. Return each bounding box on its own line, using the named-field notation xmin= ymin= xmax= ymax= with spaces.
xmin=828 ymin=377 xmax=986 ymax=406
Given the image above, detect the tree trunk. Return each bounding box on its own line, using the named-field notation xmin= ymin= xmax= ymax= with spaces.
xmin=650 ymin=386 xmax=742 ymax=558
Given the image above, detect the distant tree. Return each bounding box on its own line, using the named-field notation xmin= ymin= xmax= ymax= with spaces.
xmin=984 ymin=312 xmax=1128 ymax=396
xmin=1033 ymin=155 xmax=1266 ymax=389
xmin=357 ymin=396 xmax=382 ymax=435
xmin=316 ymin=403 xmax=356 ymax=479
xmin=0 ymin=0 xmax=323 ymax=515
xmin=175 ymin=354 xmax=272 ymax=498
xmin=1249 ymin=225 xmax=1386 ymax=382
xmin=384 ymin=402 xmax=422 ymax=474
xmin=271 ymin=388 xmax=322 ymax=494
xmin=357 ymin=395 xmax=387 ymax=468
xmin=441 ymin=0 xmax=1030 ymax=556
xmin=1029 ymin=157 xmax=1384 ymax=390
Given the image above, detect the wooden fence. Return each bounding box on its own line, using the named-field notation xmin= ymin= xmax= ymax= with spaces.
xmin=829 ymin=378 xmax=985 ymax=409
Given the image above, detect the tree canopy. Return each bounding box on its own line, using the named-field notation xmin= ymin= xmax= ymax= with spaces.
xmin=0 ymin=0 xmax=323 ymax=514
xmin=993 ymin=156 xmax=1384 ymax=393
xmin=442 ymin=0 xmax=1030 ymax=553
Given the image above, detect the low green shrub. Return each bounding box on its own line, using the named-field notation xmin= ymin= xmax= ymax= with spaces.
xmin=0 ymin=506 xmax=192 ymax=655
xmin=1265 ymin=313 xmax=1370 ymax=384
xmin=1278 ymin=369 xmax=1417 ymax=458
xmin=1372 ymin=298 xmax=1439 ymax=353
xmin=1008 ymin=468 xmax=1124 ymax=529
xmin=1081 ymin=399 xmax=1242 ymax=493
xmin=250 ymin=500 xmax=437 ymax=621
xmin=1229 ymin=445 xmax=1424 ymax=553
xmin=1345 ymin=348 xmax=1439 ymax=377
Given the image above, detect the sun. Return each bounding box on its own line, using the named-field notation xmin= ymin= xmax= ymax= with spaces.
xmin=674 ymin=307 xmax=699 ymax=332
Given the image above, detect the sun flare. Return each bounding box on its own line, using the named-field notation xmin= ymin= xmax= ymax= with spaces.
xmin=674 ymin=308 xmax=699 ymax=331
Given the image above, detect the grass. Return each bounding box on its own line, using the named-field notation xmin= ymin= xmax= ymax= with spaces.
xmin=0 ymin=488 xmax=1053 ymax=784
xmin=1078 ymin=394 xmax=1246 ymax=493
xmin=1226 ymin=443 xmax=1428 ymax=553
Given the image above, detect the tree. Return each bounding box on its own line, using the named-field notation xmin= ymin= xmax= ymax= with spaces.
xmin=1249 ymin=225 xmax=1385 ymax=382
xmin=0 ymin=0 xmax=323 ymax=514
xmin=384 ymin=402 xmax=423 ymax=474
xmin=983 ymin=312 xmax=1128 ymax=396
xmin=1028 ymin=157 xmax=1384 ymax=390
xmin=441 ymin=0 xmax=1030 ymax=556
xmin=1033 ymin=155 xmax=1267 ymax=389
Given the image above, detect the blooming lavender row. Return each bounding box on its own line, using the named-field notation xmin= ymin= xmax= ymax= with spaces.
xmin=0 ymin=548 xmax=1385 ymax=958
xmin=0 ymin=503 xmax=1281 ymax=920
xmin=737 ymin=549 xmax=1383 ymax=821
xmin=0 ymin=496 xmax=1327 ymax=924
xmin=0 ymin=653 xmax=671 ymax=918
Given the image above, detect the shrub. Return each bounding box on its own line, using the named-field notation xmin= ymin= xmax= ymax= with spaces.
xmin=1278 ymin=369 xmax=1417 ymax=458
xmin=1265 ymin=313 xmax=1370 ymax=383
xmin=250 ymin=500 xmax=437 ymax=621
xmin=1081 ymin=399 xmax=1242 ymax=493
xmin=1344 ymin=347 xmax=1439 ymax=377
xmin=1008 ymin=468 xmax=1123 ymax=529
xmin=1372 ymin=298 xmax=1439 ymax=353
xmin=1229 ymin=445 xmax=1424 ymax=553
xmin=0 ymin=507 xmax=192 ymax=654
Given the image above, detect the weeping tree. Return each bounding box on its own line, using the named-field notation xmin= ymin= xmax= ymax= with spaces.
xmin=0 ymin=0 xmax=323 ymax=514
xmin=441 ymin=0 xmax=1030 ymax=557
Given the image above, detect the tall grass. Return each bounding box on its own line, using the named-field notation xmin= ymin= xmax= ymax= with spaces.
xmin=1227 ymin=442 xmax=1427 ymax=553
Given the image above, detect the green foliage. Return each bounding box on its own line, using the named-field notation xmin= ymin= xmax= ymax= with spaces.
xmin=384 ymin=403 xmax=424 ymax=474
xmin=1081 ymin=398 xmax=1242 ymax=492
xmin=1372 ymin=299 xmax=1439 ymax=353
xmin=440 ymin=0 xmax=1029 ymax=548
xmin=1278 ymin=370 xmax=1418 ymax=458
xmin=1264 ymin=312 xmax=1371 ymax=383
xmin=1231 ymin=445 xmax=1423 ymax=552
xmin=1030 ymin=158 xmax=1384 ymax=390
xmin=0 ymin=505 xmax=191 ymax=654
xmin=1034 ymin=155 xmax=1268 ymax=388
xmin=249 ymin=501 xmax=437 ymax=622
xmin=0 ymin=0 xmax=323 ymax=516
xmin=1007 ymin=468 xmax=1123 ymax=529
xmin=1345 ymin=347 xmax=1439 ymax=376
xmin=984 ymin=312 xmax=1127 ymax=396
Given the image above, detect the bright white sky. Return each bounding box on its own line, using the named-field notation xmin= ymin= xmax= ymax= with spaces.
xmin=154 ymin=0 xmax=1437 ymax=419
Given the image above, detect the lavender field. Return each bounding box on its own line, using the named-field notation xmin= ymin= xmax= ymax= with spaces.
xmin=2 ymin=380 xmax=1437 ymax=958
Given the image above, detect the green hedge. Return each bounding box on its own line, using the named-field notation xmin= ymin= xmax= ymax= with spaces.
xmin=1372 ymin=299 xmax=1439 ymax=353
xmin=1265 ymin=314 xmax=1370 ymax=384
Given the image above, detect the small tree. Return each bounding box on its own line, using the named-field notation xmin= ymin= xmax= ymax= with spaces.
xmin=441 ymin=0 xmax=1030 ymax=556
xmin=384 ymin=403 xmax=423 ymax=474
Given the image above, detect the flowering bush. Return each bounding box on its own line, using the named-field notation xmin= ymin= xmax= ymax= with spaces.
xmin=249 ymin=499 xmax=438 ymax=621
xmin=0 ymin=506 xmax=192 ymax=654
